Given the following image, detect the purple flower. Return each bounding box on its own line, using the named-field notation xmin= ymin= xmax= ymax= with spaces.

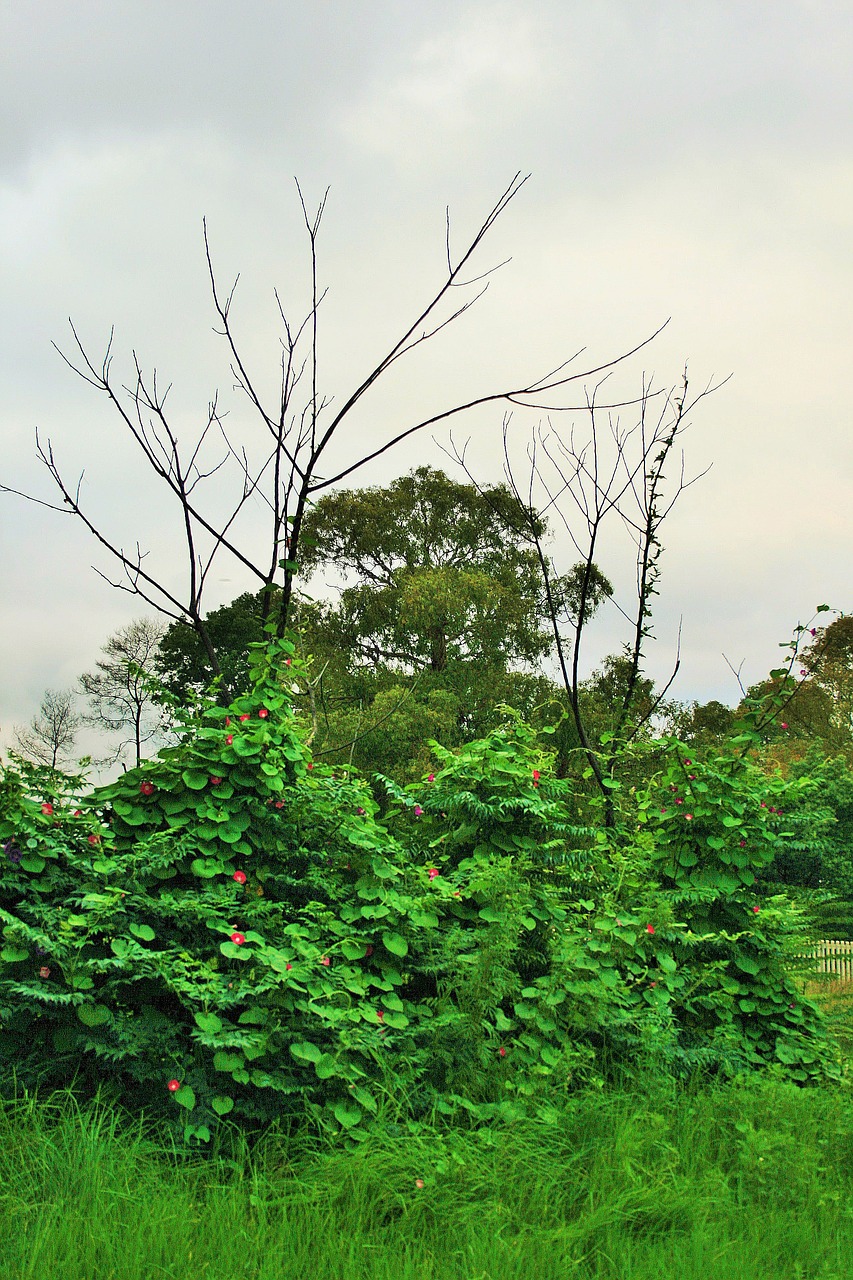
xmin=3 ymin=840 xmax=22 ymax=866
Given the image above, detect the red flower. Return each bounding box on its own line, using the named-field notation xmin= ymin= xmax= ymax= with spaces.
xmin=285 ymin=658 xmax=292 ymax=666
xmin=73 ymin=809 xmax=82 ymax=817
xmin=274 ymin=799 xmax=285 ymax=809
xmin=683 ymin=759 xmax=692 ymax=767
xmin=88 ymin=834 xmax=100 ymax=846
xmin=427 ymin=774 xmax=435 ymax=782
xmin=239 ymin=713 xmax=250 ymax=722
xmin=649 ymin=981 xmax=657 ymax=988
xmin=415 ymin=1178 xmax=425 ymax=1189
xmin=676 ymin=798 xmax=683 ymax=805
xmin=377 ymin=1010 xmax=384 ymax=1021
xmin=139 ymin=781 xmax=155 ymax=796
xmin=365 ymin=945 xmax=373 ymax=956
xmin=646 ymin=924 xmax=655 ymax=935
xmin=230 ymin=932 xmax=246 ymax=945
xmin=660 ymin=807 xmax=667 ymax=814
xmin=286 ymin=963 xmax=292 ymax=970
xmin=39 ymin=966 xmax=51 ymax=979
xmin=781 ymin=721 xmax=789 ymax=729
xmin=320 ymin=955 xmax=330 ymax=966
xmin=498 ymin=1046 xmax=507 ymax=1057
xmin=225 ymin=717 xmax=231 ymax=726
xmin=233 ymin=870 xmax=247 ymax=884
xmin=258 ymin=708 xmax=269 ymax=719
xmin=225 ymin=734 xmax=233 ymax=745
xmin=752 ymin=906 xmax=760 ymax=914
xmin=685 ymin=813 xmax=693 ymax=821
xmin=532 ymin=770 xmax=540 ymax=781
xmin=41 ymin=803 xmax=53 ymax=816
xmin=306 ymin=763 xmax=313 ymax=770
xmin=357 ymin=807 xmax=365 ymax=815
xmin=167 ymin=1079 xmax=181 ymax=1093
xmin=739 ymin=840 xmax=747 ymax=847
xmin=428 ymin=868 xmax=440 ymax=880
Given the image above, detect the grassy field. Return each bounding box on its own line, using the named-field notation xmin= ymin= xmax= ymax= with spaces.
xmin=4 ymin=1067 xmax=853 ymax=1280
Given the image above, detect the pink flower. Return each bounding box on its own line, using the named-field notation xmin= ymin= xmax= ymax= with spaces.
xmin=41 ymin=803 xmax=53 ymax=816
xmin=685 ymin=813 xmax=693 ymax=820
xmin=414 ymin=806 xmax=423 ymax=817
xmin=809 ymin=628 xmax=817 ymax=636
xmin=649 ymin=981 xmax=657 ymax=988
xmin=230 ymin=932 xmax=246 ymax=945
xmin=800 ymin=668 xmax=808 ymax=677
xmin=415 ymin=1178 xmax=425 ymax=1189
xmin=676 ymin=798 xmax=683 ymax=805
xmin=357 ymin=807 xmax=365 ymax=815
xmin=275 ymin=799 xmax=285 ymax=809
xmin=320 ymin=955 xmax=330 ymax=966
xmin=684 ymin=759 xmax=692 ymax=767
xmin=427 ymin=774 xmax=435 ymax=782
xmin=258 ymin=708 xmax=269 ymax=719
xmin=39 ymin=966 xmax=50 ymax=979
xmin=660 ymin=807 xmax=667 ymax=814
xmin=285 ymin=658 xmax=292 ymax=666
xmin=781 ymin=722 xmax=788 ymax=729
xmin=139 ymin=781 xmax=155 ymax=796
xmin=646 ymin=924 xmax=655 ymax=935
xmin=739 ymin=840 xmax=747 ymax=847
xmin=233 ymin=870 xmax=247 ymax=884
xmin=210 ymin=776 xmax=223 ymax=786
xmin=428 ymin=868 xmax=440 ymax=880
xmin=167 ymin=1079 xmax=181 ymax=1093
xmin=498 ymin=1046 xmax=507 ymax=1057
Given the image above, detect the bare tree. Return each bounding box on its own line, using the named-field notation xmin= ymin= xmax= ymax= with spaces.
xmin=13 ymin=689 xmax=81 ymax=770
xmin=447 ymin=369 xmax=723 ymax=822
xmin=79 ymin=617 xmax=168 ymax=768
xmin=1 ymin=175 xmax=664 ymax=696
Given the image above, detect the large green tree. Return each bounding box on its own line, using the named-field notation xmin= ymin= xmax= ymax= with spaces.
xmin=297 ymin=466 xmax=553 ymax=675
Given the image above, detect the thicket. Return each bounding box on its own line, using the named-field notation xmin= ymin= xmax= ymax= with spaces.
xmin=0 ymin=633 xmax=839 ymax=1146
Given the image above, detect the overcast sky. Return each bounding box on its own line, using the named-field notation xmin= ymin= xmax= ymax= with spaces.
xmin=2 ymin=0 xmax=852 ymax=761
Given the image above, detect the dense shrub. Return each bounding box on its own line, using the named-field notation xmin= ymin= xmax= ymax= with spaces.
xmin=0 ymin=637 xmax=837 ymax=1143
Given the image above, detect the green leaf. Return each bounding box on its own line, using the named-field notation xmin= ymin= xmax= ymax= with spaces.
xmin=478 ymin=907 xmax=504 ymax=923
xmin=129 ymin=923 xmax=156 ymax=942
xmin=182 ymin=770 xmax=209 ymax=790
xmin=194 ymin=1011 xmax=223 ymax=1034
xmin=175 ymin=1085 xmax=196 ymax=1111
xmin=315 ymin=1054 xmax=339 ymax=1079
xmin=1 ymin=946 xmax=29 ymax=963
xmin=213 ymin=1051 xmax=243 ymax=1072
xmin=290 ymin=1040 xmax=322 ymax=1063
xmin=333 ymin=1101 xmax=363 ymax=1129
xmin=77 ymin=1004 xmax=111 ymax=1027
xmin=381 ymin=930 xmax=408 ymax=957
xmin=21 ymin=855 xmax=46 ymax=873
xmin=211 ymin=1095 xmax=234 ymax=1116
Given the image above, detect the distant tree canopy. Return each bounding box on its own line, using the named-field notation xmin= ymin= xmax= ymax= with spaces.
xmin=297 ymin=466 xmax=555 ymax=675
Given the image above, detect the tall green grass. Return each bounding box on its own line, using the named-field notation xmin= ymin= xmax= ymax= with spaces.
xmin=4 ymin=1075 xmax=853 ymax=1279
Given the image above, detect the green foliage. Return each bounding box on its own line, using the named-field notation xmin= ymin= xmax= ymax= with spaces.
xmin=0 ymin=633 xmax=839 ymax=1147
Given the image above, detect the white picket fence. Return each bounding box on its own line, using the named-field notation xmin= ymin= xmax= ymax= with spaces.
xmin=801 ymin=940 xmax=853 ymax=987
